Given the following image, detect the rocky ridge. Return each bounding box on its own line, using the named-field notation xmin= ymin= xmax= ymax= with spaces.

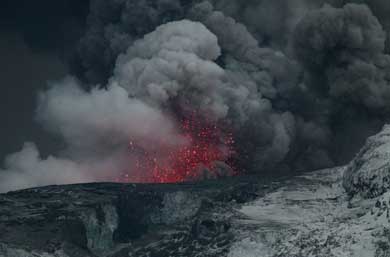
xmin=0 ymin=177 xmax=273 ymax=257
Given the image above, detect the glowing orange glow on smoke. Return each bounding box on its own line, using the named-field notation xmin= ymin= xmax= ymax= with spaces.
xmin=118 ymin=112 xmax=235 ymax=183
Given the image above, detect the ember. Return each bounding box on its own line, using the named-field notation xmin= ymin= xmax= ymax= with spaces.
xmin=121 ymin=113 xmax=236 ymax=183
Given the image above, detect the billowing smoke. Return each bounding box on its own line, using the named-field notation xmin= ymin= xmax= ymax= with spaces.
xmin=2 ymin=0 xmax=390 ymax=192
xmin=294 ymin=4 xmax=390 ymax=109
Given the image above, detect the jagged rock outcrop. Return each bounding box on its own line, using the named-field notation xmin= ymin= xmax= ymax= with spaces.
xmin=343 ymin=125 xmax=390 ymax=198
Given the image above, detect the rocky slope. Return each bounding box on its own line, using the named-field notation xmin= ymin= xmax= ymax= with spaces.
xmin=229 ymin=167 xmax=390 ymax=257
xmin=3 ymin=126 xmax=390 ymax=257
xmin=229 ymin=125 xmax=390 ymax=257
xmin=343 ymin=125 xmax=390 ymax=198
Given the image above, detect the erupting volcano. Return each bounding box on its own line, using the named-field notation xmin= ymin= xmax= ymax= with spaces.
xmin=119 ymin=113 xmax=236 ymax=183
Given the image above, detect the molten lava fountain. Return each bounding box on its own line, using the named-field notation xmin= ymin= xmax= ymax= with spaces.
xmin=119 ymin=113 xmax=236 ymax=183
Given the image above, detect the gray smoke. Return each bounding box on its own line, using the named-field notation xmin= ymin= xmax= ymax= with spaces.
xmin=293 ymin=3 xmax=390 ymax=109
xmin=2 ymin=0 xmax=390 ymax=192
xmin=289 ymin=3 xmax=390 ymax=168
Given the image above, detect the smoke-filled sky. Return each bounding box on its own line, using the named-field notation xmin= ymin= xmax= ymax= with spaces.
xmin=0 ymin=0 xmax=89 ymax=158
xmin=1 ymin=0 xmax=390 ymax=192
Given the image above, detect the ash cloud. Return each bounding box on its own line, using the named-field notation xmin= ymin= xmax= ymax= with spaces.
xmin=2 ymin=0 xmax=390 ymax=192
xmin=293 ymin=3 xmax=390 ymax=109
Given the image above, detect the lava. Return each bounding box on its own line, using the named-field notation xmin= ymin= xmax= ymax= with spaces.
xmin=120 ymin=113 xmax=236 ymax=183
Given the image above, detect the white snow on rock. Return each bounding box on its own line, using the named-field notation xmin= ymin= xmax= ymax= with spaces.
xmin=229 ymin=167 xmax=390 ymax=257
xmin=0 ymin=243 xmax=71 ymax=257
xmin=80 ymin=205 xmax=118 ymax=257
xmin=343 ymin=125 xmax=390 ymax=198
xmin=150 ymin=191 xmax=202 ymax=225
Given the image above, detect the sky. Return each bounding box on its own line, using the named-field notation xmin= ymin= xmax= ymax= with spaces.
xmin=0 ymin=0 xmax=89 ymax=159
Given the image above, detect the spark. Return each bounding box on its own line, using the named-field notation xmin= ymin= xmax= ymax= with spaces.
xmin=119 ymin=112 xmax=236 ymax=183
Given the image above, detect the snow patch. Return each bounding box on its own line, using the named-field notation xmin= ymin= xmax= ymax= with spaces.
xmin=0 ymin=243 xmax=70 ymax=257
xmin=344 ymin=124 xmax=390 ymax=198
xmin=150 ymin=191 xmax=201 ymax=225
xmin=229 ymin=166 xmax=390 ymax=257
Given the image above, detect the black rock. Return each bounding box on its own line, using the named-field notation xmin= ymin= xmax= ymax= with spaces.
xmin=0 ymin=176 xmax=274 ymax=257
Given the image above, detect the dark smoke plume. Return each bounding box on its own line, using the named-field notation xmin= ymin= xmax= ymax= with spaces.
xmin=2 ymin=0 xmax=390 ymax=192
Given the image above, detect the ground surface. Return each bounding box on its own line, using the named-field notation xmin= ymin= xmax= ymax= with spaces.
xmin=1 ymin=167 xmax=389 ymax=257
xmin=229 ymin=167 xmax=390 ymax=257
xmin=0 ymin=175 xmax=280 ymax=257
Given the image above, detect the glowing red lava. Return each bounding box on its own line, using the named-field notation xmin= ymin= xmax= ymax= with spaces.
xmin=120 ymin=113 xmax=236 ymax=183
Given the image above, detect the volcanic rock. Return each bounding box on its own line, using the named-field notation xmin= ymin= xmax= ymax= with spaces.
xmin=343 ymin=125 xmax=390 ymax=198
xmin=3 ymin=166 xmax=390 ymax=257
xmin=0 ymin=177 xmax=269 ymax=257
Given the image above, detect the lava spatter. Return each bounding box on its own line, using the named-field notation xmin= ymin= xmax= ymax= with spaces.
xmin=122 ymin=113 xmax=236 ymax=183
